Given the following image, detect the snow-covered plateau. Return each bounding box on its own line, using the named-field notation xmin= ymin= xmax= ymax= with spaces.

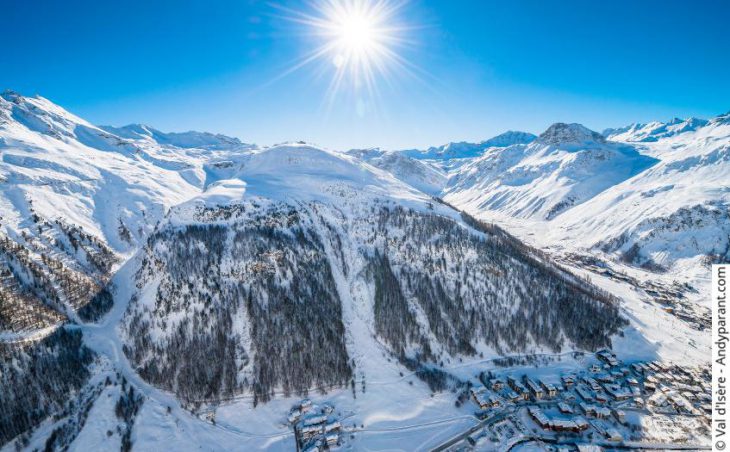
xmin=0 ymin=90 xmax=723 ymax=451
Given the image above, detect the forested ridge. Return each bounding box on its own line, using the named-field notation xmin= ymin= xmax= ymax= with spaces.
xmin=122 ymin=198 xmax=626 ymax=404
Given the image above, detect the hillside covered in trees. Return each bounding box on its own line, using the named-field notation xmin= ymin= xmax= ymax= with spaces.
xmin=123 ymin=195 xmax=625 ymax=404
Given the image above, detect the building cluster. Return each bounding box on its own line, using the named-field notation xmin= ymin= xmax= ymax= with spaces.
xmin=528 ymin=407 xmax=589 ymax=433
xmin=288 ymin=399 xmax=342 ymax=452
xmin=464 ymin=349 xmax=711 ymax=448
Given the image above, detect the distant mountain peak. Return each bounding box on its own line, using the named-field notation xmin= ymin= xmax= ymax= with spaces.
xmin=604 ymin=116 xmax=709 ymax=142
xmin=397 ymin=130 xmax=536 ymax=161
xmin=537 ymin=123 xmax=606 ymax=146
xmin=100 ymin=123 xmax=248 ymax=150
xmin=481 ymin=130 xmax=537 ymax=147
xmin=709 ymin=111 xmax=730 ymax=126
xmin=1 ymin=89 xmax=20 ymax=100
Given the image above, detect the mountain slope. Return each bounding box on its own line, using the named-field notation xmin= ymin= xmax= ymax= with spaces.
xmin=0 ymin=90 xmax=203 ymax=253
xmin=346 ymin=148 xmax=447 ymax=194
xmin=443 ymin=114 xmax=730 ymax=296
xmin=564 ymin=113 xmax=730 ymax=272
xmin=121 ymin=144 xmax=625 ymax=404
xmin=444 ymin=123 xmax=658 ymax=220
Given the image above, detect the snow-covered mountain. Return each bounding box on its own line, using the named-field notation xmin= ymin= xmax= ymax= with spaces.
xmin=0 ymin=91 xmax=722 ymax=451
xmin=444 ymin=123 xmax=658 ymax=220
xmin=123 ymin=143 xmax=623 ymax=405
xmin=0 ymin=90 xmax=205 ymax=253
xmin=399 ymin=130 xmax=536 ymax=160
xmin=603 ymin=117 xmax=709 ymax=143
xmin=344 ymin=131 xmax=537 ymax=194
xmin=568 ymin=113 xmax=730 ymax=272
xmin=100 ymin=123 xmax=250 ymax=151
xmin=346 ymin=148 xmax=447 ymax=194
xmin=444 ymin=115 xmax=730 ymax=291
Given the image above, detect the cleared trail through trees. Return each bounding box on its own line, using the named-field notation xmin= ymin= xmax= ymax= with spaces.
xmin=74 ymin=257 xmax=291 ymax=442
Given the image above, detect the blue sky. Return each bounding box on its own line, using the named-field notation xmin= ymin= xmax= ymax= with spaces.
xmin=4 ymin=0 xmax=729 ymax=149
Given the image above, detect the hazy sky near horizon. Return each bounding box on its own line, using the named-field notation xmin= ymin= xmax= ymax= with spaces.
xmin=4 ymin=0 xmax=729 ymax=150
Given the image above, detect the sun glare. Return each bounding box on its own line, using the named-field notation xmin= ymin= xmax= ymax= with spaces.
xmin=276 ymin=0 xmax=414 ymax=111
xmin=337 ymin=12 xmax=376 ymax=53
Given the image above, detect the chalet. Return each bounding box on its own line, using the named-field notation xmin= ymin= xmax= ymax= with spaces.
xmin=324 ymin=421 xmax=341 ymax=433
xmin=675 ymin=383 xmax=694 ymax=392
xmin=596 ymin=374 xmax=614 ymax=384
xmin=525 ymin=378 xmax=544 ymax=399
xmin=580 ymin=404 xmax=610 ymax=419
xmin=470 ymin=387 xmax=491 ymax=409
xmin=540 ymin=380 xmax=558 ymax=397
xmin=595 ymin=392 xmax=609 ymax=404
xmin=325 ymin=433 xmax=339 ymax=446
xmin=576 ymin=386 xmax=594 ymax=402
xmin=561 ymin=375 xmax=575 ymax=388
xmin=288 ymin=409 xmax=302 ymax=424
xmin=550 ymin=420 xmax=574 ymax=432
xmin=300 ymin=424 xmax=324 ymax=440
xmin=596 ymin=350 xmax=619 ymax=367
xmin=558 ymin=402 xmax=573 ymax=414
xmin=586 ymin=378 xmax=601 ymax=392
xmin=528 ymin=407 xmax=551 ymax=429
xmin=505 ymin=389 xmax=521 ymax=402
xmin=507 ymin=376 xmax=529 ymax=400
xmin=689 ymin=385 xmax=704 ymax=394
xmin=604 ymin=384 xmax=632 ymax=401
xmin=669 ymin=394 xmax=692 ymax=413
xmin=303 ymin=414 xmax=327 ymax=426
xmin=573 ymin=417 xmax=589 ymax=431
xmin=698 ymin=392 xmax=712 ymax=403
xmin=579 ymin=403 xmax=594 ymax=416
xmin=489 ymin=378 xmax=504 ymax=391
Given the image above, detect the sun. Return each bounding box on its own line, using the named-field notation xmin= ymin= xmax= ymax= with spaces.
xmin=276 ymin=0 xmax=413 ymax=107
xmin=316 ymin=0 xmax=397 ymax=77
xmin=328 ymin=5 xmax=382 ymax=69
xmin=336 ymin=11 xmax=376 ymax=53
